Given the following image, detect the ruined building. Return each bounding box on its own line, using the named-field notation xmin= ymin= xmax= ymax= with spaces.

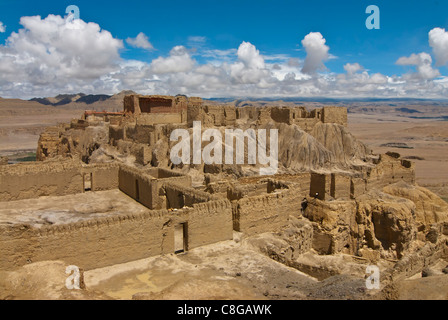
xmin=1 ymin=94 xmax=447 ymax=286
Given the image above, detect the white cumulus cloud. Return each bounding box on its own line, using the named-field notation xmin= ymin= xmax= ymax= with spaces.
xmin=429 ymin=27 xmax=448 ymax=67
xmin=301 ymin=32 xmax=330 ymax=75
xmin=126 ymin=32 xmax=154 ymax=50
xmin=0 ymin=14 xmax=123 ymax=97
xmin=344 ymin=63 xmax=363 ymax=75
xmin=396 ymin=52 xmax=440 ymax=80
xmin=150 ymin=46 xmax=195 ymax=74
xmin=229 ymin=41 xmax=272 ymax=85
xmin=0 ymin=21 xmax=5 ymax=33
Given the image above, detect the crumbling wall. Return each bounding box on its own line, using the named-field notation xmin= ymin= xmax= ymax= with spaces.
xmin=310 ymin=172 xmax=328 ymax=200
xmin=367 ymin=154 xmax=415 ymax=189
xmin=187 ymin=105 xmax=236 ymax=127
xmin=0 ymin=160 xmax=84 ymax=202
xmin=82 ymin=163 xmax=119 ymax=191
xmin=321 ymin=107 xmax=348 ymax=126
xmin=124 ymin=124 xmax=156 ymax=145
xmin=0 ymin=198 xmax=233 ymax=271
xmin=293 ymin=118 xmax=320 ymax=132
xmin=136 ymin=113 xmax=182 ymax=125
xmin=109 ymin=125 xmax=125 ymax=145
xmin=148 ymin=168 xmax=188 ymax=180
xmin=330 ymin=174 xmax=351 ymax=199
xmin=0 ymin=210 xmax=174 ymax=271
xmin=236 ymin=106 xmax=259 ymax=122
xmin=310 ymin=172 xmax=368 ymax=201
xmin=183 ymin=199 xmax=234 ymax=249
xmin=118 ymin=165 xmax=191 ymax=210
xmin=304 ymin=199 xmax=358 ymax=255
xmin=233 ymin=189 xmax=299 ymax=236
xmin=270 ymin=107 xmax=291 ymax=125
xmin=351 ymin=177 xmax=367 ymax=199
xmin=139 ymin=97 xmax=174 ymax=113
xmin=227 ymin=181 xmax=269 ymax=200
xmin=164 ymin=183 xmax=214 ymax=209
xmin=124 ymin=95 xmax=140 ymax=114
xmin=118 ymin=165 xmax=156 ymax=209
xmin=36 ymin=126 xmax=64 ymax=161
xmin=385 ymin=238 xmax=448 ymax=281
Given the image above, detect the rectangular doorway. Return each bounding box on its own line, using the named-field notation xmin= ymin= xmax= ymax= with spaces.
xmin=174 ymin=222 xmax=188 ymax=254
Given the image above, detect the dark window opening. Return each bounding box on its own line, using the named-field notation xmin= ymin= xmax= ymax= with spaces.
xmin=84 ymin=173 xmax=92 ymax=192
xmin=174 ymin=222 xmax=188 ymax=254
xmin=135 ymin=180 xmax=140 ymax=202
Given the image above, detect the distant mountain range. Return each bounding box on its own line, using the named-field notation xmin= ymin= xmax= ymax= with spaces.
xmin=29 ymin=90 xmax=137 ymax=107
xmin=30 ymin=93 xmax=111 ymax=106
xmin=1 ymin=91 xmax=447 ymax=118
xmin=16 ymin=92 xmax=448 ymax=108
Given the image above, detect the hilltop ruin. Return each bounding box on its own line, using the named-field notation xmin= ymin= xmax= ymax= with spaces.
xmin=1 ymin=94 xmax=447 ymax=299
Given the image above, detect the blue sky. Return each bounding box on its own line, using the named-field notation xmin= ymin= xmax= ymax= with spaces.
xmin=1 ymin=0 xmax=448 ymax=99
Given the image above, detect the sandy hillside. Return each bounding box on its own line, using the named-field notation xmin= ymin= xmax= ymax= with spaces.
xmin=0 ymin=99 xmax=83 ymax=155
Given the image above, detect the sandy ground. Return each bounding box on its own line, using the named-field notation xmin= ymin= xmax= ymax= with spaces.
xmin=0 ymin=99 xmax=82 ymax=154
xmin=84 ymin=236 xmax=318 ymax=300
xmin=348 ymin=114 xmax=448 ymax=201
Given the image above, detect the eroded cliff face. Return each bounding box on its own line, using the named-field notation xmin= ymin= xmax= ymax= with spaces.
xmin=118 ymin=120 xmax=372 ymax=177
xmin=302 ymin=182 xmax=448 ymax=261
xmin=310 ymin=122 xmax=371 ymax=166
xmin=383 ymin=182 xmax=448 ymax=228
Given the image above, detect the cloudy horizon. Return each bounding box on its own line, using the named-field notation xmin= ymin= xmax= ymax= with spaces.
xmin=1 ymin=2 xmax=448 ymax=100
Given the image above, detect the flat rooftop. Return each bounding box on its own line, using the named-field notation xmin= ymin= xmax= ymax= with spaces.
xmin=0 ymin=189 xmax=148 ymax=228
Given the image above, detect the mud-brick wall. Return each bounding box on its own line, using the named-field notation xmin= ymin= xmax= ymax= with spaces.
xmin=270 ymin=107 xmax=291 ymax=125
xmin=0 ymin=210 xmax=174 ymax=271
xmin=351 ymin=177 xmax=367 ymax=198
xmin=321 ymin=107 xmax=348 ymax=126
xmin=109 ymin=125 xmax=125 ymax=145
xmin=164 ymin=183 xmax=213 ymax=209
xmin=304 ymin=199 xmax=358 ymax=255
xmin=185 ymin=200 xmax=233 ymax=249
xmin=149 ymin=171 xmax=192 ymax=210
xmin=83 ymin=163 xmax=119 ymax=191
xmin=293 ymin=118 xmax=320 ymax=133
xmin=233 ymin=190 xmax=297 ymax=236
xmin=137 ymin=113 xmax=182 ymax=126
xmin=331 ymin=174 xmax=351 ymax=199
xmin=367 ymin=154 xmax=416 ymax=190
xmin=311 ymin=172 xmax=367 ymax=200
xmin=118 ymin=165 xmax=156 ymax=209
xmin=124 ymin=95 xmax=140 ymax=114
xmin=310 ymin=173 xmax=328 ymax=200
xmin=0 ymin=161 xmax=84 ymax=202
xmin=236 ymin=106 xmax=258 ymax=120
xmin=123 ymin=124 xmax=155 ymax=145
